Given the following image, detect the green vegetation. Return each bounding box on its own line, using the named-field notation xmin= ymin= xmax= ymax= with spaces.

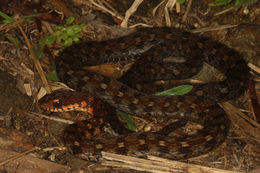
xmin=118 ymin=111 xmax=137 ymax=132
xmin=0 ymin=11 xmax=40 ymax=24
xmin=0 ymin=12 xmax=85 ymax=81
xmin=37 ymin=16 xmax=85 ymax=59
xmin=41 ymin=16 xmax=85 ymax=48
xmin=166 ymin=0 xmax=254 ymax=8
xmin=209 ymin=0 xmax=255 ymax=8
xmin=177 ymin=0 xmax=186 ymax=4
xmin=0 ymin=11 xmax=15 ymax=24
xmin=120 ymin=84 xmax=193 ymax=131
xmin=47 ymin=70 xmax=59 ymax=82
xmin=0 ymin=12 xmax=85 ymax=59
xmin=155 ymin=85 xmax=192 ymax=96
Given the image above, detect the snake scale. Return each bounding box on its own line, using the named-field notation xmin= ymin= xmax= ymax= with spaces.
xmin=39 ymin=27 xmax=250 ymax=160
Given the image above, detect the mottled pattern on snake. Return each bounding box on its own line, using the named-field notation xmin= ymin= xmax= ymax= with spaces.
xmin=40 ymin=27 xmax=250 ymax=160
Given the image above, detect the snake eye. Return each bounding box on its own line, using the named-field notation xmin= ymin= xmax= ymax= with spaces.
xmin=53 ymin=99 xmax=62 ymax=108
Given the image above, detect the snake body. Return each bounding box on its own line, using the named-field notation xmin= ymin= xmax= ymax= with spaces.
xmin=39 ymin=27 xmax=250 ymax=160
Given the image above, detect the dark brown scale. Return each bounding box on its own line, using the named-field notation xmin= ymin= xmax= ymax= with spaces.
xmin=40 ymin=27 xmax=249 ymax=160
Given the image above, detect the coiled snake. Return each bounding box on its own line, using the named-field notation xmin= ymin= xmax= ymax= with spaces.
xmin=39 ymin=27 xmax=250 ymax=160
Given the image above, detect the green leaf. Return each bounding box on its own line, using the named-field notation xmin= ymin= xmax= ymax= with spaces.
xmin=65 ymin=26 xmax=74 ymax=35
xmin=233 ymin=0 xmax=252 ymax=8
xmin=33 ymin=47 xmax=45 ymax=59
xmin=54 ymin=26 xmax=62 ymax=31
xmin=62 ymin=38 xmax=73 ymax=46
xmin=118 ymin=111 xmax=137 ymax=132
xmin=39 ymin=36 xmax=47 ymax=48
xmin=177 ymin=0 xmax=186 ymax=4
xmin=0 ymin=11 xmax=15 ymax=23
xmin=6 ymin=36 xmax=20 ymax=48
xmin=47 ymin=20 xmax=85 ymax=47
xmin=47 ymin=71 xmax=59 ymax=81
xmin=65 ymin=16 xmax=75 ymax=25
xmin=209 ymin=0 xmax=232 ymax=6
xmin=72 ymin=35 xmax=80 ymax=42
xmin=154 ymin=85 xmax=193 ymax=96
xmin=34 ymin=36 xmax=47 ymax=59
xmin=117 ymin=84 xmax=193 ymax=131
xmin=24 ymin=13 xmax=41 ymax=21
xmin=45 ymin=35 xmax=57 ymax=45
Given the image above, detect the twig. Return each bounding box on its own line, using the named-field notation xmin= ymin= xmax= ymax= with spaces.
xmin=164 ymin=0 xmax=176 ymax=27
xmin=16 ymin=23 xmax=51 ymax=93
xmin=89 ymin=0 xmax=123 ymax=21
xmin=101 ymin=152 xmax=242 ymax=173
xmin=25 ymin=111 xmax=74 ymax=124
xmin=42 ymin=147 xmax=66 ymax=152
xmin=246 ymin=89 xmax=257 ymax=122
xmin=248 ymin=63 xmax=260 ymax=74
xmin=153 ymin=0 xmax=179 ymax=27
xmin=121 ymin=0 xmax=144 ymax=28
xmin=102 ymin=0 xmax=119 ymax=15
xmin=189 ymin=13 xmax=207 ymax=27
xmin=190 ymin=24 xmax=238 ymax=33
xmin=128 ymin=23 xmax=153 ymax=28
xmin=175 ymin=2 xmax=180 ymax=13
xmin=221 ymin=102 xmax=260 ymax=139
xmin=214 ymin=7 xmax=234 ymax=16
xmin=0 ymin=147 xmax=39 ymax=166
xmin=0 ymin=55 xmax=7 ymax=60
xmin=182 ymin=0 xmax=193 ymax=23
xmin=0 ymin=18 xmax=25 ymax=32
xmin=49 ymin=0 xmax=79 ymax=24
xmin=153 ymin=0 xmax=166 ymax=17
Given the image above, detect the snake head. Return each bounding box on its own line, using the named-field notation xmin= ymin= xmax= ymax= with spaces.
xmin=38 ymin=90 xmax=95 ymax=114
xmin=39 ymin=98 xmax=63 ymax=112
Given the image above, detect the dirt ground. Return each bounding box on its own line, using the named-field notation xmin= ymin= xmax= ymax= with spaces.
xmin=0 ymin=0 xmax=259 ymax=172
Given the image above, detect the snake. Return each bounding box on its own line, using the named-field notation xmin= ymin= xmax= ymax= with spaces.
xmin=39 ymin=27 xmax=250 ymax=160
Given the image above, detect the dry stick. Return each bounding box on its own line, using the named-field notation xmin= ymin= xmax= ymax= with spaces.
xmin=248 ymin=63 xmax=260 ymax=74
xmin=3 ymin=107 xmax=13 ymax=126
xmin=221 ymin=102 xmax=260 ymax=139
xmin=41 ymin=21 xmax=55 ymax=35
xmin=16 ymin=24 xmax=51 ymax=93
xmin=0 ymin=18 xmax=25 ymax=32
xmin=0 ymin=147 xmax=39 ymax=166
xmin=190 ymin=24 xmax=238 ymax=33
xmin=164 ymin=0 xmax=176 ymax=27
xmin=42 ymin=147 xmax=66 ymax=152
xmin=152 ymin=0 xmax=175 ymax=27
xmin=0 ymin=107 xmax=13 ymax=121
xmin=0 ymin=55 xmax=7 ymax=60
xmin=246 ymin=64 xmax=260 ymax=122
xmin=121 ymin=0 xmax=144 ymax=28
xmin=128 ymin=23 xmax=153 ymax=28
xmin=25 ymin=111 xmax=74 ymax=124
xmin=182 ymin=0 xmax=193 ymax=23
xmin=175 ymin=2 xmax=180 ymax=13
xmin=49 ymin=0 xmax=79 ymax=24
xmin=89 ymin=0 xmax=123 ymax=21
xmin=153 ymin=0 xmax=166 ymax=17
xmin=189 ymin=13 xmax=207 ymax=27
xmin=246 ymin=90 xmax=257 ymax=122
xmin=101 ymin=152 xmax=242 ymax=173
xmin=102 ymin=0 xmax=119 ymax=15
xmin=214 ymin=7 xmax=234 ymax=16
